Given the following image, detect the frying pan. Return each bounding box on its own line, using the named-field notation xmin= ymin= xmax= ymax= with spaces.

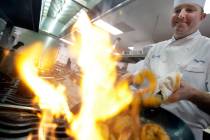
xmin=141 ymin=107 xmax=195 ymax=140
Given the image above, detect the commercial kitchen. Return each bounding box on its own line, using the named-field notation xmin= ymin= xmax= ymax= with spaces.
xmin=0 ymin=0 xmax=210 ymax=140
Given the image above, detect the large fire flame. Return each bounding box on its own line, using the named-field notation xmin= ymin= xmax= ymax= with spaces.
xmin=16 ymin=43 xmax=74 ymax=139
xmin=16 ymin=11 xmax=134 ymax=140
xmin=69 ymin=11 xmax=133 ymax=140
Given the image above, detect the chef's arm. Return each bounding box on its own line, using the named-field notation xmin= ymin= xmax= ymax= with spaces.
xmin=188 ymin=89 xmax=210 ymax=115
xmin=167 ymin=81 xmax=210 ymax=115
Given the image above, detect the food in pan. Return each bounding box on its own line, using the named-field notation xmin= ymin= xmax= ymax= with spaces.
xmin=97 ymin=70 xmax=170 ymax=140
xmin=140 ymin=123 xmax=170 ymax=140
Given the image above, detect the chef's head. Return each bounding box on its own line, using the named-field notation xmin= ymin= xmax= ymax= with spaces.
xmin=174 ymin=0 xmax=206 ymax=9
xmin=171 ymin=0 xmax=206 ymax=39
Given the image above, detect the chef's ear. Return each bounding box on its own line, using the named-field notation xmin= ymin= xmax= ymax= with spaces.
xmin=201 ymin=12 xmax=206 ymax=20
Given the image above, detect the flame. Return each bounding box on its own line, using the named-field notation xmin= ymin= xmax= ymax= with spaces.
xmin=69 ymin=11 xmax=132 ymax=140
xmin=0 ymin=48 xmax=11 ymax=67
xmin=16 ymin=11 xmax=133 ymax=140
xmin=16 ymin=43 xmax=73 ymax=139
xmin=26 ymin=133 xmax=33 ymax=140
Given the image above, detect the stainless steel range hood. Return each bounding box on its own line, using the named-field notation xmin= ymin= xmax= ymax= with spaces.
xmin=39 ymin=0 xmax=102 ymax=37
xmin=39 ymin=0 xmax=133 ymax=38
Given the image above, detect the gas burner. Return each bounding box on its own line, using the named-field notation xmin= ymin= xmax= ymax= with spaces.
xmin=0 ymin=104 xmax=72 ymax=139
xmin=0 ymin=72 xmax=73 ymax=139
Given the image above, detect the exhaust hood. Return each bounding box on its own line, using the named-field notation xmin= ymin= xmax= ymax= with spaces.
xmin=0 ymin=0 xmax=133 ymax=41
xmin=40 ymin=0 xmax=133 ymax=38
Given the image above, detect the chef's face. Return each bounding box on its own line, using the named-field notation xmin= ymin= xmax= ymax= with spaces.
xmin=171 ymin=3 xmax=206 ymax=39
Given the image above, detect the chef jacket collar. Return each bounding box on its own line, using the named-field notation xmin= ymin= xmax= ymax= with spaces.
xmin=168 ymin=30 xmax=202 ymax=45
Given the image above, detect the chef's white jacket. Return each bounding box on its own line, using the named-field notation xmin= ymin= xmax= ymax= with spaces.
xmin=142 ymin=31 xmax=210 ymax=140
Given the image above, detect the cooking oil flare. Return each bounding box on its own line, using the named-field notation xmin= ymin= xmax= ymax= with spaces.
xmin=15 ymin=10 xmax=149 ymax=140
xmin=16 ymin=42 xmax=73 ymax=139
xmin=69 ymin=10 xmax=133 ymax=140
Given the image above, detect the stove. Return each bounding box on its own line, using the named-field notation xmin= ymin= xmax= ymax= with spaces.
xmin=0 ymin=72 xmax=72 ymax=140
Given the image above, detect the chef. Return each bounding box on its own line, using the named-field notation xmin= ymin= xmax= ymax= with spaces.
xmin=134 ymin=0 xmax=210 ymax=139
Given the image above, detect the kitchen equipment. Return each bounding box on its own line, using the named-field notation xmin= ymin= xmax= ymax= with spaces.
xmin=0 ymin=72 xmax=71 ymax=140
xmin=141 ymin=107 xmax=195 ymax=140
xmin=0 ymin=71 xmax=195 ymax=140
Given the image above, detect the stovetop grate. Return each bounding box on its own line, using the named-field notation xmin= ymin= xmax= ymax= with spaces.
xmin=0 ymin=72 xmax=72 ymax=140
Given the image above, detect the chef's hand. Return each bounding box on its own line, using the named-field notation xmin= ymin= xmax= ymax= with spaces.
xmin=166 ymin=81 xmax=197 ymax=103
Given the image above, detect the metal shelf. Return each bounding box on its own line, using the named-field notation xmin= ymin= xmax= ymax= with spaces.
xmin=114 ymin=54 xmax=145 ymax=63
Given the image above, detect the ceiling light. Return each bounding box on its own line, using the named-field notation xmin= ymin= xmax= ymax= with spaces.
xmin=128 ymin=47 xmax=134 ymax=50
xmin=59 ymin=38 xmax=73 ymax=45
xmin=93 ymin=19 xmax=123 ymax=35
xmin=204 ymin=0 xmax=210 ymax=14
